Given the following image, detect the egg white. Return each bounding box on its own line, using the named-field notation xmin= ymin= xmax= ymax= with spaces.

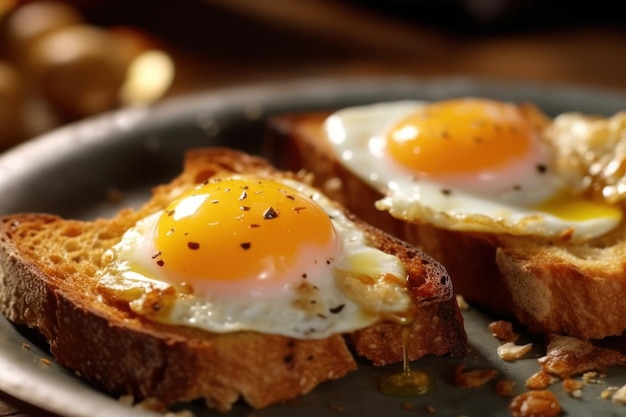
xmin=325 ymin=100 xmax=621 ymax=239
xmin=98 ymin=177 xmax=412 ymax=339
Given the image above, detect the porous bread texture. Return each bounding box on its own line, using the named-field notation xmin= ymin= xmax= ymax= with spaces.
xmin=0 ymin=148 xmax=467 ymax=411
xmin=267 ymin=111 xmax=626 ymax=340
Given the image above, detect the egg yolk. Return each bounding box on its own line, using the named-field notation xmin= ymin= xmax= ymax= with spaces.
xmin=386 ymin=98 xmax=534 ymax=176
xmin=152 ymin=178 xmax=338 ymax=286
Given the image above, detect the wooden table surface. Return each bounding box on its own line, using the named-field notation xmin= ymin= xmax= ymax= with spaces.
xmin=1 ymin=0 xmax=626 ymax=416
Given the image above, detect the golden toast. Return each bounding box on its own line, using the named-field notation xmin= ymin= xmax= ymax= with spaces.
xmin=0 ymin=148 xmax=467 ymax=411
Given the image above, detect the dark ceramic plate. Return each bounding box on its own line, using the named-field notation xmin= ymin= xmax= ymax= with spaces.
xmin=2 ymin=77 xmax=626 ymax=417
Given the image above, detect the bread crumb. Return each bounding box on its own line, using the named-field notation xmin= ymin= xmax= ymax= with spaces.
xmin=602 ymin=387 xmax=618 ymax=400
xmin=453 ymin=364 xmax=498 ymax=388
xmin=497 ymin=342 xmax=532 ymax=361
xmin=495 ymin=379 xmax=516 ymax=397
xmin=563 ymin=377 xmax=584 ymax=397
xmin=509 ymin=390 xmax=561 ymax=417
xmin=455 ymin=295 xmax=470 ymax=310
xmin=488 ymin=320 xmax=519 ymax=342
xmin=582 ymin=371 xmax=604 ymax=383
xmin=612 ymin=384 xmax=626 ymax=405
xmin=526 ymin=371 xmax=559 ymax=390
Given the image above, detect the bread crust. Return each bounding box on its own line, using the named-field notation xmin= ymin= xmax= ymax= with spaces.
xmin=267 ymin=111 xmax=626 ymax=340
xmin=0 ymin=148 xmax=466 ymax=411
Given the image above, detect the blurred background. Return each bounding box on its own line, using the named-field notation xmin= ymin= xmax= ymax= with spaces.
xmin=0 ymin=0 xmax=625 ymax=152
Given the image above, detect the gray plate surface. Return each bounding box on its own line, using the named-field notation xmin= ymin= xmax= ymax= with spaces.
xmin=1 ymin=76 xmax=626 ymax=417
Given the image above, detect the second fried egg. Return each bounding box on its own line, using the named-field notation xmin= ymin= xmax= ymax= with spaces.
xmin=324 ymin=98 xmax=622 ymax=240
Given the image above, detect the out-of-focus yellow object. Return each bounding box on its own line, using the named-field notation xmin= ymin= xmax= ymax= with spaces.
xmin=119 ymin=49 xmax=175 ymax=105
xmin=25 ymin=24 xmax=128 ymax=119
xmin=0 ymin=61 xmax=26 ymax=149
xmin=3 ymin=1 xmax=83 ymax=65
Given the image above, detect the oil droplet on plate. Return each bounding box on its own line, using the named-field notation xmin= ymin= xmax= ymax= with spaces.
xmin=379 ymin=326 xmax=435 ymax=397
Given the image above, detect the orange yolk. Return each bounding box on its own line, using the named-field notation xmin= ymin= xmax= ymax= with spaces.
xmin=386 ymin=98 xmax=534 ymax=176
xmin=153 ymin=178 xmax=338 ymax=285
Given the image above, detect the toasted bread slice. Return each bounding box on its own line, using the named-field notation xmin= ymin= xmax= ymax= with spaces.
xmin=0 ymin=148 xmax=467 ymax=411
xmin=267 ymin=111 xmax=626 ymax=340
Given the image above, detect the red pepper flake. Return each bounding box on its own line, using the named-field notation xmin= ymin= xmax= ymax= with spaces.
xmin=263 ymin=207 xmax=279 ymax=219
xmin=241 ymin=242 xmax=251 ymax=250
xmin=293 ymin=206 xmax=307 ymax=213
xmin=240 ymin=206 xmax=250 ymax=211
xmin=157 ymin=260 xmax=165 ymax=267
xmin=239 ymin=190 xmax=248 ymax=200
xmin=249 ymin=223 xmax=260 ymax=228
xmin=188 ymin=242 xmax=200 ymax=250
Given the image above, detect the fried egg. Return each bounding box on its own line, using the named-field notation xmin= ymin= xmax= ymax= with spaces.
xmin=324 ymin=98 xmax=622 ymax=240
xmin=98 ymin=176 xmax=415 ymax=339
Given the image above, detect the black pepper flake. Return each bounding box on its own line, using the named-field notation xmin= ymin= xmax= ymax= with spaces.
xmin=249 ymin=223 xmax=260 ymax=228
xmin=536 ymin=164 xmax=547 ymax=174
xmin=151 ymin=251 xmax=162 ymax=259
xmin=513 ymin=184 xmax=522 ymax=191
xmin=156 ymin=260 xmax=165 ymax=267
xmin=188 ymin=242 xmax=200 ymax=250
xmin=263 ymin=207 xmax=279 ymax=219
xmin=240 ymin=242 xmax=251 ymax=250
xmin=166 ymin=209 xmax=175 ymax=217
xmin=441 ymin=189 xmax=452 ymax=196
xmin=239 ymin=190 xmax=248 ymax=200
xmin=286 ymin=195 xmax=295 ymax=200
xmin=152 ymin=302 xmax=162 ymax=312
xmin=441 ymin=131 xmax=450 ymax=139
xmin=329 ymin=304 xmax=345 ymax=314
xmin=293 ymin=206 xmax=307 ymax=213
xmin=240 ymin=206 xmax=251 ymax=211
xmin=302 ymin=273 xmax=307 ymax=279
xmin=283 ymin=354 xmax=294 ymax=364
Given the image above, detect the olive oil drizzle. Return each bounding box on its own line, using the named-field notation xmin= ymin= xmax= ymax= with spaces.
xmin=379 ymin=327 xmax=435 ymax=396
